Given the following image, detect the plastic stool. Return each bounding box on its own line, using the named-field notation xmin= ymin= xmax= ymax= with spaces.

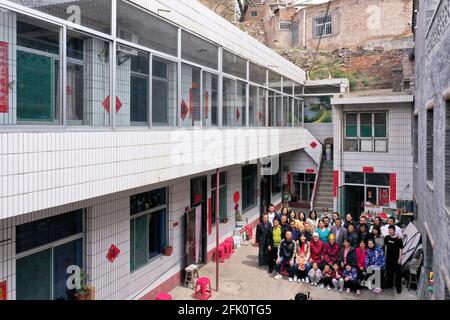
xmin=184 ymin=264 xmax=200 ymax=289
xmin=222 ymin=241 xmax=232 ymax=259
xmin=245 ymin=225 xmax=253 ymax=241
xmin=280 ymin=261 xmax=290 ymax=277
xmin=155 ymin=292 xmax=172 ymax=300
xmin=193 ymin=277 xmax=212 ymax=300
xmin=225 ymin=237 xmax=235 ymax=253
xmin=212 ymin=244 xmax=226 ymax=263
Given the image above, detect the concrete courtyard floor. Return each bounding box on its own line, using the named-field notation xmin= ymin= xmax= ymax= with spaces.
xmin=169 ymin=239 xmax=418 ymax=300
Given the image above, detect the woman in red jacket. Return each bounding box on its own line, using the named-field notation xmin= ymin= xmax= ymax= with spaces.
xmin=322 ymin=234 xmax=340 ymax=267
xmin=355 ymin=240 xmax=369 ymax=287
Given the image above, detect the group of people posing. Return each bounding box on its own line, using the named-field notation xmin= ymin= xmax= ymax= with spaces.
xmin=256 ymin=205 xmax=404 ymax=295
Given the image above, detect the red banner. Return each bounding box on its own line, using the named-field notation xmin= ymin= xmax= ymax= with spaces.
xmin=306 ymin=169 xmax=315 ymax=174
xmin=333 ymin=170 xmax=339 ymax=198
xmin=0 ymin=42 xmax=9 ymax=113
xmin=363 ymin=166 xmax=375 ymax=173
xmin=0 ymin=281 xmax=6 ymax=300
xmin=390 ymin=173 xmax=397 ymax=202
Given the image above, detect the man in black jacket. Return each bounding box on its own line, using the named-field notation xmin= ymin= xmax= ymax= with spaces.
xmin=256 ymin=213 xmax=272 ymax=267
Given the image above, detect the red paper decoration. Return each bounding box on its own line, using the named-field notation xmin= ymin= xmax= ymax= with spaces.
xmin=0 ymin=281 xmax=6 ymax=300
xmin=116 ymin=96 xmax=123 ymax=113
xmin=333 ymin=170 xmax=339 ymax=198
xmin=236 ymin=108 xmax=241 ymax=121
xmin=390 ymin=173 xmax=397 ymax=202
xmin=363 ymin=166 xmax=375 ymax=173
xmin=106 ymin=244 xmax=121 ymax=263
xmin=310 ymin=141 xmax=318 ymax=149
xmin=0 ymin=42 xmax=9 ymax=114
xmin=181 ymin=100 xmax=189 ymax=120
xmin=103 ymin=96 xmax=111 ymax=113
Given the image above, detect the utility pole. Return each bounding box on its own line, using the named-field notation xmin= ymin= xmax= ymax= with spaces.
xmin=215 ymin=168 xmax=220 ymax=291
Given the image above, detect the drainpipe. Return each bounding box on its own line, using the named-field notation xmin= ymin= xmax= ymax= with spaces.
xmin=215 ymin=168 xmax=220 ymax=291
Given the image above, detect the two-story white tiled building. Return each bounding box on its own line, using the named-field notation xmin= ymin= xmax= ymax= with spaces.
xmin=0 ymin=0 xmax=325 ymax=300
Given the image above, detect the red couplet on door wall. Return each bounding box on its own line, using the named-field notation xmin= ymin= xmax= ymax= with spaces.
xmin=390 ymin=173 xmax=397 ymax=202
xmin=0 ymin=42 xmax=9 ymax=114
xmin=0 ymin=281 xmax=7 ymax=300
xmin=208 ymin=197 xmax=212 ymax=235
xmin=333 ymin=170 xmax=339 ymax=198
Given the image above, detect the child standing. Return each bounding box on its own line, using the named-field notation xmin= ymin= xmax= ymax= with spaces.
xmin=297 ymin=252 xmax=308 ymax=283
xmin=308 ymin=262 xmax=322 ymax=286
xmin=332 ymin=263 xmax=344 ymax=293
xmin=321 ymin=264 xmax=333 ymax=290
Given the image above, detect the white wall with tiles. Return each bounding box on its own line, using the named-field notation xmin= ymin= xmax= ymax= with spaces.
xmin=333 ymin=102 xmax=414 ymax=202
xmin=284 ymin=150 xmax=318 ymax=173
xmin=0 ymin=162 xmax=267 ymax=300
xmin=0 ymin=128 xmax=307 ymax=220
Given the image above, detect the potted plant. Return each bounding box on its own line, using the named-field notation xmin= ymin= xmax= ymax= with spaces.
xmin=164 ymin=246 xmax=173 ymax=256
xmin=74 ymin=270 xmax=94 ymax=300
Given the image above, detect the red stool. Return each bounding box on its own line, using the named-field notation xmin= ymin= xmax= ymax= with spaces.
xmin=280 ymin=261 xmax=290 ymax=277
xmin=225 ymin=237 xmax=235 ymax=252
xmin=155 ymin=292 xmax=172 ymax=300
xmin=222 ymin=241 xmax=232 ymax=259
xmin=245 ymin=225 xmax=253 ymax=241
xmin=194 ymin=277 xmax=212 ymax=300
xmin=212 ymin=244 xmax=226 ymax=263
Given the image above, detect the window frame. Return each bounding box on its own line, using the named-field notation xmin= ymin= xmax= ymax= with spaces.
xmin=211 ymin=172 xmax=228 ymax=225
xmin=313 ymin=14 xmax=333 ymax=38
xmin=242 ymin=164 xmax=258 ymax=213
xmin=130 ymin=187 xmax=169 ymax=273
xmin=343 ymin=111 xmax=389 ymax=153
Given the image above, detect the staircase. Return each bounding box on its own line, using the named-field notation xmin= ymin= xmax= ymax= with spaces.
xmin=313 ymin=161 xmax=334 ymax=211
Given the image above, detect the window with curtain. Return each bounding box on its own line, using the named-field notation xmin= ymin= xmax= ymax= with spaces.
xmin=130 ymin=188 xmax=168 ymax=272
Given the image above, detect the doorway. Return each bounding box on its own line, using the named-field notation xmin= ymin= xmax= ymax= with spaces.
xmin=189 ymin=176 xmax=208 ymax=265
xmin=344 ymin=185 xmax=365 ymax=221
xmin=260 ymin=176 xmax=271 ymax=216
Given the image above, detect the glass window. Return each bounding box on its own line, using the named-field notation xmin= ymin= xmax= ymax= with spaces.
xmin=374 ymin=113 xmax=387 ymax=137
xmin=365 ymin=173 xmax=390 ymax=186
xmin=211 ymin=172 xmax=227 ymax=224
xmin=66 ymin=30 xmax=110 ymax=126
xmin=258 ymin=88 xmax=267 ymax=127
xmin=130 ymin=188 xmax=167 ymax=215
xmin=117 ymin=0 xmax=177 ymax=56
xmin=181 ymin=64 xmax=201 ymax=127
xmin=314 ymin=15 xmax=332 ymax=38
xmin=182 ymin=31 xmax=218 ymax=70
xmin=294 ymin=99 xmax=303 ymax=127
xmin=222 ymin=77 xmax=236 ymax=127
xmin=294 ymin=83 xmax=303 ymax=97
xmin=283 ymin=79 xmax=294 ymax=95
xmin=15 ymin=15 xmax=61 ymax=124
xmin=115 ymin=45 xmax=149 ymax=126
xmin=268 ymin=91 xmax=275 ymax=127
xmin=249 ymin=86 xmax=258 ymax=127
xmin=345 ymin=172 xmax=364 ymax=184
xmin=223 ymin=50 xmax=247 ymax=79
xmin=152 ymin=57 xmax=178 ymax=127
xmin=237 ymin=80 xmax=247 ymax=127
xmin=202 ymin=72 xmax=219 ymax=127
xmin=130 ymin=188 xmax=168 ymax=272
xmin=276 ymin=93 xmax=283 ymax=127
xmin=249 ymin=62 xmax=267 ymax=86
xmin=16 ymin=210 xmax=83 ymax=254
xmin=283 ymin=96 xmax=292 ymax=127
xmin=345 ymin=113 xmax=358 ymax=137
xmin=360 ymin=113 xmax=373 ymax=137
xmin=269 ymin=71 xmax=282 ymax=91
xmin=292 ymin=173 xmax=316 ymax=202
xmin=15 ymin=211 xmax=83 ymax=301
xmin=13 ymin=0 xmax=112 ymax=34
xmin=242 ymin=165 xmax=257 ymax=212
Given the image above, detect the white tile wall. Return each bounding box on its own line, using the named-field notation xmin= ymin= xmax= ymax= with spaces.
xmin=333 ymin=103 xmax=414 ymax=203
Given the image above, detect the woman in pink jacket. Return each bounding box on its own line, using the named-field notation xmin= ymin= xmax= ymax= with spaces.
xmin=355 ymin=240 xmax=368 ymax=287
